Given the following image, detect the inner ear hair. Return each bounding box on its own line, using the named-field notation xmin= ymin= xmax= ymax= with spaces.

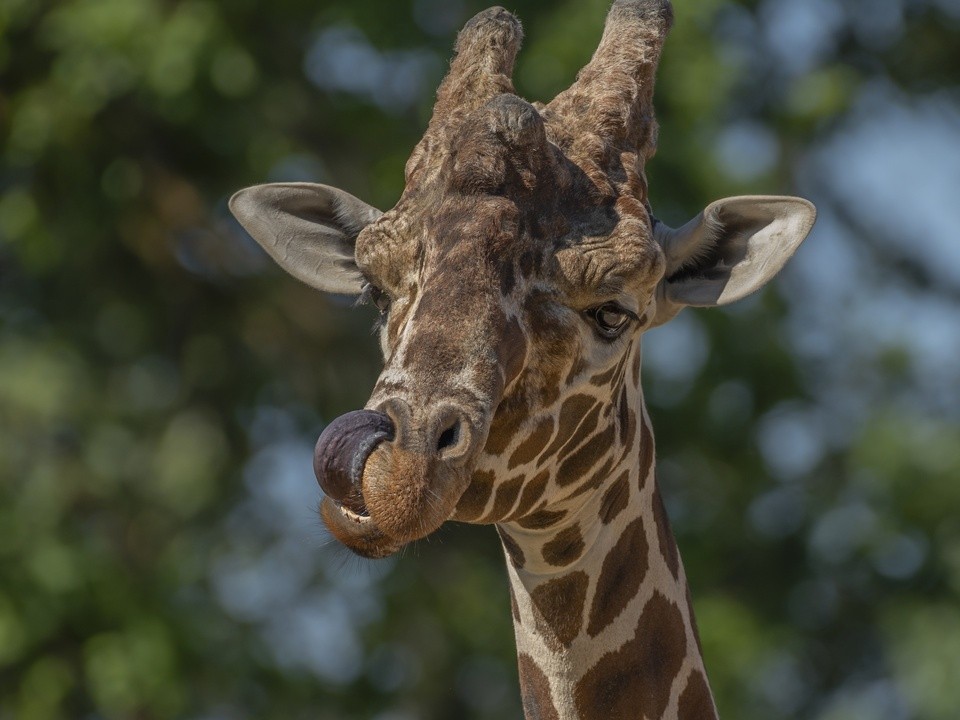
xmin=660 ymin=208 xmax=726 ymax=282
xmin=333 ymin=195 xmax=375 ymax=239
xmin=671 ymin=214 xmax=723 ymax=278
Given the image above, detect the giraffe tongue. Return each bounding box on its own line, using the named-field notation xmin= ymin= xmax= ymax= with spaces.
xmin=313 ymin=410 xmax=395 ymax=516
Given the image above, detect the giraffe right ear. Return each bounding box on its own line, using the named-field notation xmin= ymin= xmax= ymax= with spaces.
xmin=651 ymin=196 xmax=816 ymax=326
xmin=229 ymin=182 xmax=382 ymax=296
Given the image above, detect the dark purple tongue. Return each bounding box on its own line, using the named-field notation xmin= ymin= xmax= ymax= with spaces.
xmin=313 ymin=410 xmax=394 ymax=515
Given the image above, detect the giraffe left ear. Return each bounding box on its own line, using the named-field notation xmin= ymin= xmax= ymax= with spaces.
xmin=230 ymin=182 xmax=382 ymax=296
xmin=651 ymin=195 xmax=816 ymax=326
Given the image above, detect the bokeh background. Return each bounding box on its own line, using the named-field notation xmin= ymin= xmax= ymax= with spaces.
xmin=2 ymin=0 xmax=959 ymax=718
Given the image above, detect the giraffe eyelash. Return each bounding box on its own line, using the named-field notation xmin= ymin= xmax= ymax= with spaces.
xmin=358 ymin=282 xmax=391 ymax=312
xmin=358 ymin=281 xmax=391 ymax=335
xmin=357 ymin=281 xmax=376 ymax=307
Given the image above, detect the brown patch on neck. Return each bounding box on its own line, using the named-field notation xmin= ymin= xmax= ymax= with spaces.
xmin=637 ymin=416 xmax=654 ymax=489
xmin=516 ymin=507 xmax=568 ymax=530
xmin=518 ymin=653 xmax=561 ymax=720
xmin=455 ymin=470 xmax=495 ymax=521
xmin=541 ymin=524 xmax=585 ymax=567
xmin=617 ymin=385 xmax=634 ymax=446
xmin=498 ymin=526 xmax=526 ymax=569
xmin=555 ymin=421 xmax=615 ymax=486
xmin=587 ymin=517 xmax=649 ymax=637
xmin=652 ymin=482 xmax=680 ymax=580
xmin=563 ymin=457 xmax=614 ymax=501
xmin=685 ymin=582 xmax=705 ymax=658
xmin=575 ymin=592 xmax=688 ymax=720
xmin=678 ymin=670 xmax=718 ymax=719
xmin=530 ymin=571 xmax=589 ymax=649
xmin=483 ymin=474 xmax=525 ymax=521
xmin=508 ymin=416 xmax=556 ymax=470
xmin=599 ymin=470 xmax=630 ymax=524
xmin=509 ymin=469 xmax=551 ymax=520
xmin=538 ymin=395 xmax=600 ymax=464
xmin=632 ymin=342 xmax=642 ymax=385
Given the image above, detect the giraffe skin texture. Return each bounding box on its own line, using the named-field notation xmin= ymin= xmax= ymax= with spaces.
xmin=229 ymin=2 xmax=817 ymax=718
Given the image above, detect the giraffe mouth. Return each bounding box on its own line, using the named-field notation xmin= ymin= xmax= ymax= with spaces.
xmin=319 ymin=495 xmax=403 ymax=559
xmin=314 ymin=410 xmax=399 ymax=557
xmin=314 ymin=409 xmax=393 ymax=510
xmin=334 ymin=499 xmax=371 ymax=522
xmin=314 ymin=408 xmax=474 ymax=557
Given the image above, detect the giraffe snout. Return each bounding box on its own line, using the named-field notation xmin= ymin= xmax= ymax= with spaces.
xmin=331 ymin=397 xmax=482 ymax=545
xmin=317 ymin=395 xmax=487 ymax=553
xmin=376 ymin=397 xmax=480 ymax=463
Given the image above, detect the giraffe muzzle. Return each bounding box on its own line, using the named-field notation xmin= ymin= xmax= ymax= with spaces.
xmin=315 ymin=397 xmax=485 ymax=556
xmin=313 ymin=409 xmax=395 ymax=517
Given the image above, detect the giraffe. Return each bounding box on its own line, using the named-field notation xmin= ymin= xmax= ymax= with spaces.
xmin=230 ymin=2 xmax=816 ymax=718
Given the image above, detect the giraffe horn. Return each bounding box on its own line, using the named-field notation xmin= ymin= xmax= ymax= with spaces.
xmin=449 ymin=93 xmax=552 ymax=195
xmin=433 ymin=7 xmax=524 ymax=122
xmin=405 ymin=8 xmax=524 ymax=184
xmin=546 ymin=0 xmax=673 ymax=163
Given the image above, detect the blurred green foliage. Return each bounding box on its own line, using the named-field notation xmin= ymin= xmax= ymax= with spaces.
xmin=2 ymin=0 xmax=959 ymax=719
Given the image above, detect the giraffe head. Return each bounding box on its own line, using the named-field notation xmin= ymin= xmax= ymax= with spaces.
xmin=231 ymin=1 xmax=815 ymax=559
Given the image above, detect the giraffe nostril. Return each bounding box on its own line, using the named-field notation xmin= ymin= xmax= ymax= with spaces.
xmin=436 ymin=420 xmax=461 ymax=453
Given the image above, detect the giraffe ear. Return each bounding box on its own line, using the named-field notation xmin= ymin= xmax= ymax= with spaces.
xmin=229 ymin=182 xmax=382 ymax=296
xmin=651 ymin=195 xmax=816 ymax=326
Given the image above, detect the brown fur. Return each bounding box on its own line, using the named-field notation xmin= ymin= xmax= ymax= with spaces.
xmin=541 ymin=524 xmax=586 ymax=567
xmin=530 ymin=571 xmax=590 ymax=649
xmin=576 ymin=592 xmax=687 ymax=720
xmin=679 ymin=671 xmax=715 ymax=719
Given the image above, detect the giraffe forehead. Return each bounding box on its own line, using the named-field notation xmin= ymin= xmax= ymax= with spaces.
xmin=358 ymin=90 xmax=665 ymax=293
xmin=357 ymin=194 xmax=535 ymax=292
xmin=358 ymin=193 xmax=662 ymax=304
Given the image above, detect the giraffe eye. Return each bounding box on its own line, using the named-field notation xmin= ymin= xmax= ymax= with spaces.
xmin=361 ymin=283 xmax=391 ymax=315
xmin=588 ymin=303 xmax=633 ymax=339
xmin=371 ymin=287 xmax=391 ymax=314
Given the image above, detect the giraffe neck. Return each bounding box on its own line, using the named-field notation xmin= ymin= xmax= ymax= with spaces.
xmin=498 ymin=402 xmax=719 ymax=720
